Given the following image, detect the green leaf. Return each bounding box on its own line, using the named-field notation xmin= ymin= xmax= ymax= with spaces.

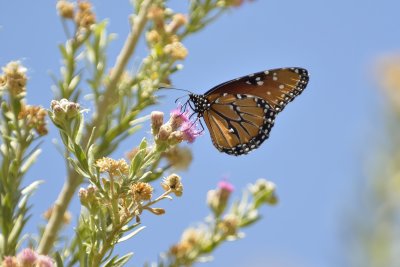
xmin=20 ymin=149 xmax=41 ymax=175
xmin=111 ymin=252 xmax=134 ymax=267
xmin=55 ymin=252 xmax=65 ymax=267
xmin=59 ymin=43 xmax=68 ymax=59
xmin=117 ymin=226 xmax=146 ymax=243
xmin=74 ymin=143 xmax=89 ymax=172
xmin=19 ymin=180 xmax=44 ymax=208
xmin=0 ymin=233 xmax=4 ymax=255
xmin=128 ymin=138 xmax=148 ymax=180
xmin=68 ymin=157 xmax=89 ymax=178
xmin=103 ymin=253 xmax=134 ymax=267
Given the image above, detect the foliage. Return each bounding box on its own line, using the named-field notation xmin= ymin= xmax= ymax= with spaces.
xmin=0 ymin=1 xmax=275 ymax=266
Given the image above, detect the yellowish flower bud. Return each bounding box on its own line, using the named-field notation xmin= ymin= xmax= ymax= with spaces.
xmin=161 ymin=173 xmax=183 ymax=196
xmin=96 ymin=157 xmax=129 ymax=176
xmin=2 ymin=61 xmax=27 ymax=97
xmin=130 ymin=182 xmax=153 ymax=202
xmin=56 ymin=0 xmax=75 ymax=19
xmin=164 ymin=42 xmax=188 ymax=60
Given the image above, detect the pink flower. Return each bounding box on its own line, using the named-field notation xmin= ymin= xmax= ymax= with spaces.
xmin=218 ymin=180 xmax=234 ymax=193
xmin=181 ymin=122 xmax=202 ymax=143
xmin=169 ymin=105 xmax=190 ymax=130
xmin=2 ymin=256 xmax=18 ymax=267
xmin=17 ymin=248 xmax=37 ymax=266
xmin=35 ymin=255 xmax=54 ymax=267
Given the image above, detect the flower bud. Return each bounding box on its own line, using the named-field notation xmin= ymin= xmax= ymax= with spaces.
xmin=166 ymin=13 xmax=187 ymax=34
xmin=218 ymin=214 xmax=238 ymax=237
xmin=151 ymin=111 xmax=164 ymax=135
xmin=161 ymin=173 xmax=183 ymax=196
xmin=207 ymin=180 xmax=234 ymax=217
xmin=158 ymin=124 xmax=172 ymax=141
xmin=56 ymin=0 xmax=75 ymax=19
xmin=2 ymin=61 xmax=27 ymax=97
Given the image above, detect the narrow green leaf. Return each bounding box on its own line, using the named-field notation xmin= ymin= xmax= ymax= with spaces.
xmin=111 ymin=252 xmax=134 ymax=267
xmin=55 ymin=252 xmax=65 ymax=267
xmin=74 ymin=143 xmax=89 ymax=171
xmin=20 ymin=149 xmax=41 ymax=175
xmin=68 ymin=158 xmax=89 ymax=178
xmin=117 ymin=226 xmax=146 ymax=243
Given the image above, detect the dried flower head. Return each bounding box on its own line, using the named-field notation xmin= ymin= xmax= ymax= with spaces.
xmin=2 ymin=256 xmax=18 ymax=267
xmin=163 ymin=146 xmax=193 ymax=170
xmin=164 ymin=41 xmax=188 ymax=60
xmin=169 ymin=242 xmax=191 ymax=259
xmin=147 ymin=6 xmax=165 ymax=30
xmin=2 ymin=61 xmax=27 ymax=96
xmin=96 ymin=157 xmax=129 ymax=176
xmin=75 ymin=1 xmax=96 ymax=29
xmin=166 ymin=13 xmax=187 ymax=34
xmin=43 ymin=206 xmax=71 ymax=225
xmin=56 ymin=0 xmax=75 ymax=19
xmin=130 ymin=182 xmax=153 ymax=202
xmin=181 ymin=228 xmax=202 ymax=246
xmin=161 ymin=173 xmax=183 ymax=196
xmin=17 ymin=248 xmax=38 ymax=266
xmin=146 ymin=29 xmax=161 ymax=44
xmin=19 ymin=105 xmax=48 ymax=135
xmin=35 ymin=255 xmax=55 ymax=267
xmin=218 ymin=214 xmax=238 ymax=236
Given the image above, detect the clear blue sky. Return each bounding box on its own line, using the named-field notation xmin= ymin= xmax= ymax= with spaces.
xmin=0 ymin=1 xmax=398 ymax=266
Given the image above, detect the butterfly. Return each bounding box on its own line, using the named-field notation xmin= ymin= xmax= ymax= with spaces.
xmin=182 ymin=67 xmax=309 ymax=156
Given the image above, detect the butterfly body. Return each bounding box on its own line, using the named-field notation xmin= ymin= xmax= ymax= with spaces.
xmin=186 ymin=67 xmax=309 ymax=156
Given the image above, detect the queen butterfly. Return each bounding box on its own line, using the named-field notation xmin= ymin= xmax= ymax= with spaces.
xmin=182 ymin=67 xmax=309 ymax=156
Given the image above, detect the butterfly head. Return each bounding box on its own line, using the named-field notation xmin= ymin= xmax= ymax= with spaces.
xmin=188 ymin=93 xmax=210 ymax=117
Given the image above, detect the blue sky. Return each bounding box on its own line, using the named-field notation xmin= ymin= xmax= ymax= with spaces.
xmin=1 ymin=1 xmax=399 ymax=266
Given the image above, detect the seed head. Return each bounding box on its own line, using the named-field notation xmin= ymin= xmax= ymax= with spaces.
xmin=130 ymin=182 xmax=153 ymax=202
xmin=161 ymin=173 xmax=183 ymax=196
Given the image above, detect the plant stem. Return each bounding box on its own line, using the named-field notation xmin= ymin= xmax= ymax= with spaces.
xmin=85 ymin=0 xmax=153 ymax=143
xmin=37 ymin=0 xmax=154 ymax=255
xmin=37 ymin=171 xmax=82 ymax=254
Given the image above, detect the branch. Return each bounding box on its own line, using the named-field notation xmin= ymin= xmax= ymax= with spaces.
xmin=37 ymin=0 xmax=154 ymax=255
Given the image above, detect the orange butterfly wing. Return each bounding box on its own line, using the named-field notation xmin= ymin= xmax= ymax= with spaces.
xmin=202 ymin=68 xmax=309 ymax=155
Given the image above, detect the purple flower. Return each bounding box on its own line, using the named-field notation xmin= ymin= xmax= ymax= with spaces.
xmin=181 ymin=121 xmax=202 ymax=143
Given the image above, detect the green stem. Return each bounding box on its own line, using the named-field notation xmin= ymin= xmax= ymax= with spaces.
xmin=38 ymin=0 xmax=155 ymax=255
xmin=85 ymin=0 xmax=154 ymax=143
xmin=109 ymin=174 xmax=120 ymax=225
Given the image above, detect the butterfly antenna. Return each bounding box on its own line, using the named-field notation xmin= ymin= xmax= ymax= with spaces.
xmin=175 ymin=94 xmax=189 ymax=104
xmin=158 ymin=86 xmax=193 ymax=93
